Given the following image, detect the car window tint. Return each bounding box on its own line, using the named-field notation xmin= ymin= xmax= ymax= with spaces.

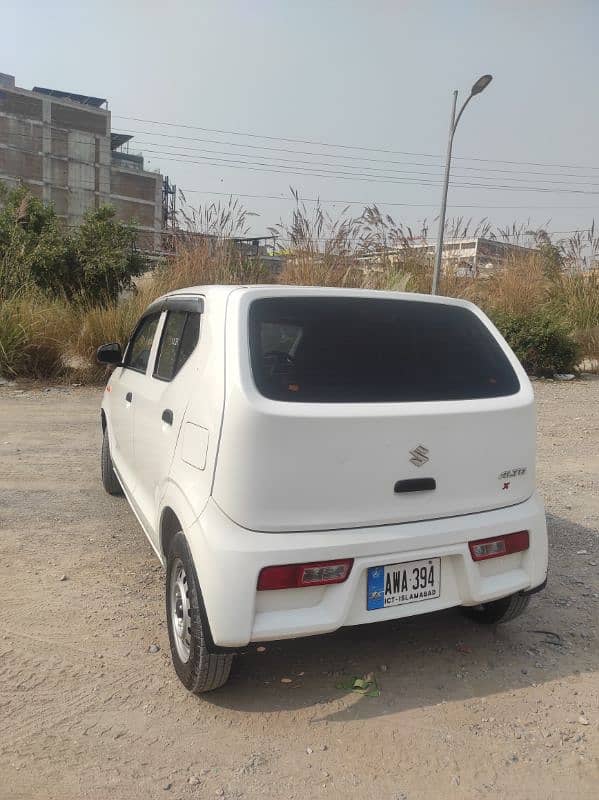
xmin=126 ymin=314 xmax=160 ymax=373
xmin=175 ymin=312 xmax=201 ymax=374
xmin=154 ymin=311 xmax=201 ymax=381
xmin=249 ymin=297 xmax=520 ymax=402
xmin=155 ymin=311 xmax=187 ymax=380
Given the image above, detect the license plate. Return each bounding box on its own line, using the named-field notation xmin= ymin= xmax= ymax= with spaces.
xmin=367 ymin=557 xmax=441 ymax=610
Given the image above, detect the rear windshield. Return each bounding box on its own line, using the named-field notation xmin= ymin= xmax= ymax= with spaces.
xmin=249 ymin=296 xmax=520 ymax=402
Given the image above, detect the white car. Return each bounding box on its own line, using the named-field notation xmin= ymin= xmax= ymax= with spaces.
xmin=98 ymin=286 xmax=548 ymax=693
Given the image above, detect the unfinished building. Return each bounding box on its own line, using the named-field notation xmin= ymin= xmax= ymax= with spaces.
xmin=0 ymin=73 xmax=162 ymax=249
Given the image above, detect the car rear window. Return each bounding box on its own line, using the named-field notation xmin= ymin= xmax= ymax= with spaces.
xmin=249 ymin=296 xmax=520 ymax=402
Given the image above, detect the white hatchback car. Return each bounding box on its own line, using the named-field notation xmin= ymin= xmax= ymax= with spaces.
xmin=98 ymin=286 xmax=548 ymax=692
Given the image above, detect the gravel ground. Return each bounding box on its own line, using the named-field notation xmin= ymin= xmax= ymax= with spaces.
xmin=0 ymin=379 xmax=597 ymax=800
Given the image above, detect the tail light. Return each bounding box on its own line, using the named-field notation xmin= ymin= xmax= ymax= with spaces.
xmin=469 ymin=531 xmax=529 ymax=561
xmin=257 ymin=559 xmax=353 ymax=591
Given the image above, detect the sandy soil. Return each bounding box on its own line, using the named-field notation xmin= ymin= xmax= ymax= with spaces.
xmin=0 ymin=379 xmax=597 ymax=800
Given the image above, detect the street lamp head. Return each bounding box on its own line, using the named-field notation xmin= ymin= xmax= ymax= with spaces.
xmin=471 ymin=74 xmax=493 ymax=96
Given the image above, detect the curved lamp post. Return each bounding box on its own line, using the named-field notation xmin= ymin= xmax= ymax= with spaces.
xmin=431 ymin=74 xmax=493 ymax=295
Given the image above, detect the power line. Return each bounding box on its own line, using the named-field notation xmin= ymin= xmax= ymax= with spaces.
xmin=7 ymin=127 xmax=599 ymax=185
xmin=5 ymin=124 xmax=599 ymax=193
xmin=131 ymin=142 xmax=599 ymax=188
xmin=175 ymin=189 xmax=599 ymax=210
xmin=115 ymin=128 xmax=599 ymax=179
xmin=114 ymin=113 xmax=599 ymax=172
xmin=141 ymin=150 xmax=599 ymax=195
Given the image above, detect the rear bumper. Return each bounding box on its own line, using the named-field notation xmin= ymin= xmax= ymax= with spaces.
xmin=187 ymin=493 xmax=548 ymax=647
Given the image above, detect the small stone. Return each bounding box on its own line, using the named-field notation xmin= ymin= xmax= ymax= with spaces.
xmin=59 ymin=575 xmax=68 ymax=581
xmin=521 ymin=668 xmax=528 ymax=675
xmin=188 ymin=776 xmax=201 ymax=786
xmin=451 ymin=775 xmax=460 ymax=786
xmin=320 ymin=744 xmax=328 ymax=751
xmin=162 ymin=782 xmax=172 ymax=791
xmin=306 ymin=747 xmax=313 ymax=754
xmin=578 ymin=715 xmax=589 ymax=726
xmin=148 ymin=644 xmax=160 ymax=654
xmin=588 ymin=561 xmax=597 ymax=567
xmin=576 ymin=550 xmax=588 ymax=555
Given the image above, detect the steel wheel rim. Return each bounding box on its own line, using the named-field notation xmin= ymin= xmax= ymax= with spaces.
xmin=169 ymin=558 xmax=191 ymax=663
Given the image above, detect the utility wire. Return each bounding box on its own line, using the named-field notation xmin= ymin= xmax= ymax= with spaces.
xmin=6 ymin=127 xmax=599 ymax=184
xmin=113 ymin=113 xmax=599 ymax=172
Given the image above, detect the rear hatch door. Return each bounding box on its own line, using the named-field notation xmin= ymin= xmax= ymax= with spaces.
xmin=213 ymin=293 xmax=535 ymax=532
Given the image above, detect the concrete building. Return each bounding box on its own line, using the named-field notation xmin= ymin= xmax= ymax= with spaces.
xmin=359 ymin=237 xmax=538 ymax=277
xmin=0 ymin=73 xmax=162 ymax=248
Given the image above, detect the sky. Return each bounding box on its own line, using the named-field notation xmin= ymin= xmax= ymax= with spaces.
xmin=3 ymin=0 xmax=599 ymax=240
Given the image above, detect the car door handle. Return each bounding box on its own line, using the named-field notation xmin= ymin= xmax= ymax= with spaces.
xmin=394 ymin=478 xmax=436 ymax=493
xmin=162 ymin=409 xmax=174 ymax=425
xmin=125 ymin=392 xmax=133 ymax=403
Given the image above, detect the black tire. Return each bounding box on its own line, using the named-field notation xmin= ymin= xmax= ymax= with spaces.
xmin=461 ymin=592 xmax=530 ymax=624
xmin=101 ymin=428 xmax=123 ymax=496
xmin=165 ymin=532 xmax=233 ymax=693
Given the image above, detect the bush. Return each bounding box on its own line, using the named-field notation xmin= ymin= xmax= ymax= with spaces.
xmin=492 ymin=312 xmax=580 ymax=376
xmin=0 ymin=183 xmax=146 ymax=304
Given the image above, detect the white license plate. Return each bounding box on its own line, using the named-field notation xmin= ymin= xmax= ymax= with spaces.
xmin=367 ymin=557 xmax=441 ymax=610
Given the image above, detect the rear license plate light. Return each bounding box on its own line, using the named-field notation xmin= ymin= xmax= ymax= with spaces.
xmin=257 ymin=559 xmax=353 ymax=591
xmin=469 ymin=530 xmax=529 ymax=561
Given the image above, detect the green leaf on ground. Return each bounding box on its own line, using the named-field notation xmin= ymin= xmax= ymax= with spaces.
xmin=336 ymin=674 xmax=381 ymax=697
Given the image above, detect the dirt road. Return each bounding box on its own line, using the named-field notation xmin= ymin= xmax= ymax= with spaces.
xmin=0 ymin=380 xmax=597 ymax=800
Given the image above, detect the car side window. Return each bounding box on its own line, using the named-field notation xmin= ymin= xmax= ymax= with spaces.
xmin=154 ymin=311 xmax=187 ymax=380
xmin=177 ymin=312 xmax=201 ymax=373
xmin=124 ymin=313 xmax=160 ymax=373
xmin=154 ymin=311 xmax=201 ymax=381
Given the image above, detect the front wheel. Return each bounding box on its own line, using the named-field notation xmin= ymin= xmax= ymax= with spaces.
xmin=166 ymin=532 xmax=234 ymax=693
xmin=461 ymin=592 xmax=530 ymax=624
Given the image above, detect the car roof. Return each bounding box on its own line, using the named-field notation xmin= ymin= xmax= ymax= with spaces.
xmin=161 ymin=284 xmax=476 ymax=311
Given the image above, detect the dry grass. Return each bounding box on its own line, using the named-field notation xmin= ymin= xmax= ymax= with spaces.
xmin=2 ymin=196 xmax=599 ymax=381
xmin=0 ymin=291 xmax=79 ymax=378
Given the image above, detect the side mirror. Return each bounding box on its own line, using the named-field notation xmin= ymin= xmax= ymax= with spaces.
xmin=97 ymin=342 xmax=123 ymax=366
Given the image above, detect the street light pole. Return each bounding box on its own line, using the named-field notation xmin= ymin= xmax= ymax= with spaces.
xmin=431 ymin=74 xmax=493 ymax=295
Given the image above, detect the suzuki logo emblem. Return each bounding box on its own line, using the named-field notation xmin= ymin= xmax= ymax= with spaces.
xmin=409 ymin=444 xmax=429 ymax=467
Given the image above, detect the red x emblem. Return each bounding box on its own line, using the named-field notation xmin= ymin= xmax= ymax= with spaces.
xmin=502 ymin=481 xmax=510 ymax=490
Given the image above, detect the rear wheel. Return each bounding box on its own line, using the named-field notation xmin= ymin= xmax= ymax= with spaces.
xmin=166 ymin=532 xmax=234 ymax=693
xmin=101 ymin=428 xmax=123 ymax=496
xmin=461 ymin=592 xmax=530 ymax=624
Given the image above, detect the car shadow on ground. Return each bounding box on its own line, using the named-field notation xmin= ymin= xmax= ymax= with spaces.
xmin=203 ymin=515 xmax=598 ymax=722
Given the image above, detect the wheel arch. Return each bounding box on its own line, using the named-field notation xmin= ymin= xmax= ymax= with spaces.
xmin=100 ymin=409 xmax=107 ymax=432
xmin=160 ymin=506 xmax=182 ymax=561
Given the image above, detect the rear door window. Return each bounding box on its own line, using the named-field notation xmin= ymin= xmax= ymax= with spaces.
xmin=154 ymin=311 xmax=201 ymax=381
xmin=249 ymin=297 xmax=520 ymax=402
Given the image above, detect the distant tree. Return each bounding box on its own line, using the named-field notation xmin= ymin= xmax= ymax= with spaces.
xmin=533 ymin=229 xmax=564 ymax=279
xmin=0 ymin=183 xmax=74 ymax=299
xmin=72 ymin=205 xmax=146 ymax=303
xmin=0 ymin=182 xmax=146 ymax=303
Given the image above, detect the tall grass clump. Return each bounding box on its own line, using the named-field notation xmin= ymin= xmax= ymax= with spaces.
xmin=0 ymin=290 xmax=79 ymax=378
xmin=2 ymin=185 xmax=599 ymax=381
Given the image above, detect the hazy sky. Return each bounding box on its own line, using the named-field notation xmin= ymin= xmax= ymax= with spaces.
xmin=3 ymin=0 xmax=599 ymax=238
